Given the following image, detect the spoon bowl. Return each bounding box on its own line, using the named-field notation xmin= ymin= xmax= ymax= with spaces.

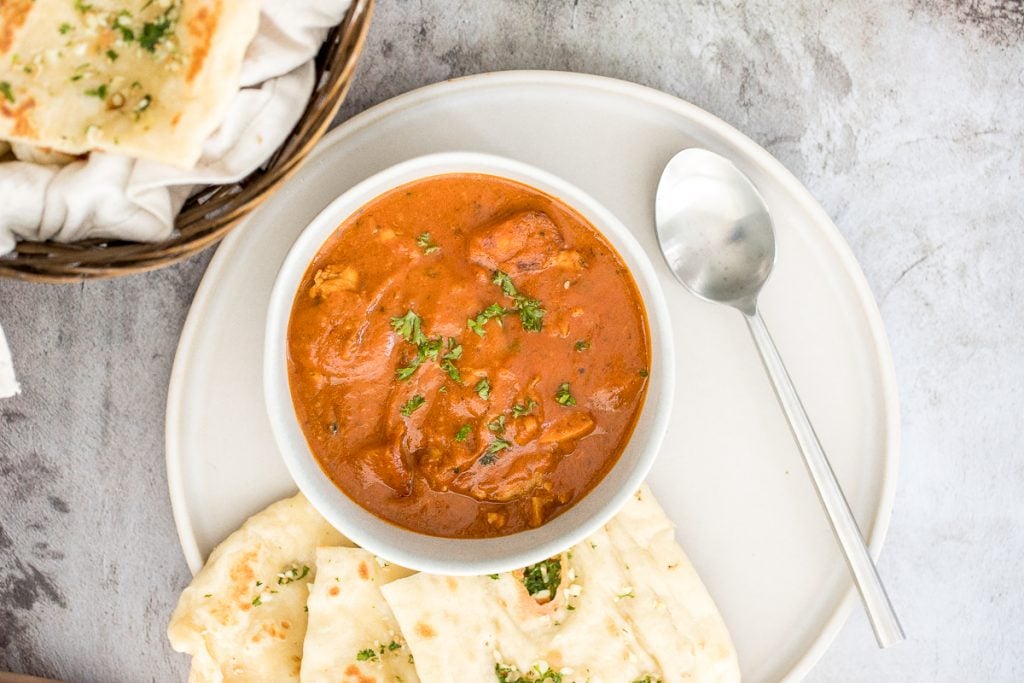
xmin=655 ymin=148 xmax=775 ymax=314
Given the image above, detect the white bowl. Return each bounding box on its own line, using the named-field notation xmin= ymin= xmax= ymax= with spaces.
xmin=265 ymin=152 xmax=674 ymax=575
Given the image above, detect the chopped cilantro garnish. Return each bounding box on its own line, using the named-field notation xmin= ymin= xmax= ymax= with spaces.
xmin=387 ymin=640 xmax=401 ymax=651
xmin=58 ymin=22 xmax=73 ymax=34
xmin=85 ymin=84 xmax=108 ymax=99
xmin=203 ymin=593 xmax=212 ymax=598
xmin=639 ymin=368 xmax=649 ymax=377
xmin=480 ymin=438 xmax=510 ymax=465
xmin=400 ymin=395 xmax=426 ymax=417
xmin=416 ymin=232 xmax=439 ymax=254
xmin=492 ymin=270 xmax=518 ymax=298
xmin=495 ymin=662 xmax=563 ymax=683
xmin=419 ymin=337 xmax=442 ymax=361
xmin=491 ymin=270 xmax=545 ymax=332
xmin=390 ymin=310 xmax=425 ymax=345
xmin=516 ymin=296 xmax=545 ymax=332
xmin=443 ymin=337 xmax=462 ymax=360
xmin=277 ymin=564 xmax=310 ymax=585
xmin=468 ymin=304 xmax=505 ymax=337
xmin=488 ymin=574 xmax=499 ymax=579
xmin=574 ymin=340 xmax=590 ymax=352
xmin=356 ymin=648 xmax=378 ymax=662
xmin=0 ymin=82 xmax=13 ymax=103
xmin=106 ymin=49 xmax=118 ymax=61
xmin=454 ymin=424 xmax=471 ymax=441
xmin=139 ymin=14 xmax=173 ymax=52
xmin=511 ymin=399 xmax=537 ymax=417
xmin=392 ymin=315 xmax=461 ymax=382
xmin=251 ymin=595 xmax=262 ymax=606
xmin=440 ymin=352 xmax=462 ymax=382
xmin=554 ymin=383 xmax=576 ymax=407
xmin=487 ymin=415 xmax=506 ymax=434
xmin=474 ymin=378 xmax=491 ymax=400
xmin=522 ymin=558 xmax=561 ymax=597
xmin=395 ymin=356 xmax=422 ymax=381
xmin=74 ymin=0 xmax=93 ymax=12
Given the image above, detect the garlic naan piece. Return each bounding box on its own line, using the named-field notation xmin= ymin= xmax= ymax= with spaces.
xmin=300 ymin=547 xmax=419 ymax=683
xmin=0 ymin=0 xmax=261 ymax=168
xmin=382 ymin=486 xmax=740 ymax=683
xmin=167 ymin=493 xmax=351 ymax=683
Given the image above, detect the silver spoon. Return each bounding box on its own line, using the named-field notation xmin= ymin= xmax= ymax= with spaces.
xmin=655 ymin=148 xmax=904 ymax=648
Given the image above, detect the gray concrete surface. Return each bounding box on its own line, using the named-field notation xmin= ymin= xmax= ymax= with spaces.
xmin=2 ymin=0 xmax=1023 ymax=680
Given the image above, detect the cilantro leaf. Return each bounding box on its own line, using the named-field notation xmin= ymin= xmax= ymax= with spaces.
xmin=416 ymin=232 xmax=439 ymax=254
xmin=474 ymin=378 xmax=491 ymax=400
xmin=511 ymin=399 xmax=537 ymax=417
xmin=522 ymin=558 xmax=561 ymax=597
xmin=487 ymin=415 xmax=506 ymax=434
xmin=390 ymin=310 xmax=425 ymax=345
xmin=400 ymin=395 xmax=426 ymax=417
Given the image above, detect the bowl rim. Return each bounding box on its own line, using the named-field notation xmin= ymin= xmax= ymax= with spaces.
xmin=264 ymin=151 xmax=675 ymax=575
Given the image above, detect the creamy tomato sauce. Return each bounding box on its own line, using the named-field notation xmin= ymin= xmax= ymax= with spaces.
xmin=287 ymin=173 xmax=650 ymax=538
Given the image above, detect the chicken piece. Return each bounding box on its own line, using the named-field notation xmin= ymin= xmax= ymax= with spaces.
xmin=514 ymin=415 xmax=541 ymax=445
xmin=308 ymin=265 xmax=359 ymax=299
xmin=468 ymin=211 xmax=565 ymax=274
xmin=539 ymin=411 xmax=596 ymax=445
xmin=359 ymin=441 xmax=412 ymax=496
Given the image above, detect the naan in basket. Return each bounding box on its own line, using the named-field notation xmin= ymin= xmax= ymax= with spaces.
xmin=0 ymin=0 xmax=261 ymax=168
xmin=167 ymin=493 xmax=351 ymax=683
xmin=381 ymin=486 xmax=740 ymax=683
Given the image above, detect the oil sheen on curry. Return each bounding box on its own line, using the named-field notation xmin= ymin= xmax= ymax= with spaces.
xmin=287 ymin=173 xmax=650 ymax=538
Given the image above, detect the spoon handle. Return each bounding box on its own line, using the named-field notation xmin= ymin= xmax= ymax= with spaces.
xmin=745 ymin=310 xmax=905 ymax=648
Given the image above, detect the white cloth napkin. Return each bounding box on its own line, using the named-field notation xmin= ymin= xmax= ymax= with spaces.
xmin=0 ymin=0 xmax=352 ymax=255
xmin=0 ymin=0 xmax=352 ymax=399
xmin=0 ymin=323 xmax=17 ymax=398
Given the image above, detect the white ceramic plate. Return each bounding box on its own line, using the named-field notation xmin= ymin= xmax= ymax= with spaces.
xmin=166 ymin=71 xmax=899 ymax=683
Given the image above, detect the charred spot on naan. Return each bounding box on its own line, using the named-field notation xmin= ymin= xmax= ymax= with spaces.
xmin=184 ymin=1 xmax=220 ymax=83
xmin=0 ymin=0 xmax=32 ymax=54
xmin=1 ymin=98 xmax=37 ymax=139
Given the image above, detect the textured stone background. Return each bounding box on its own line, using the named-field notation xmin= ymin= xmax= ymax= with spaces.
xmin=2 ymin=0 xmax=1023 ymax=680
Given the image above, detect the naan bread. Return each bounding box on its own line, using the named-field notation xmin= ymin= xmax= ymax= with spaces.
xmin=301 ymin=547 xmax=419 ymax=683
xmin=381 ymin=486 xmax=740 ymax=683
xmin=167 ymin=493 xmax=351 ymax=683
xmin=0 ymin=0 xmax=261 ymax=168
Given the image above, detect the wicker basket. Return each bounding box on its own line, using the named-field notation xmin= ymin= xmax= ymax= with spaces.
xmin=0 ymin=0 xmax=374 ymax=283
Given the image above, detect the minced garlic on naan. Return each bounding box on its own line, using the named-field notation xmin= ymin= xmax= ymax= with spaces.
xmin=0 ymin=0 xmax=261 ymax=168
xmin=167 ymin=493 xmax=351 ymax=683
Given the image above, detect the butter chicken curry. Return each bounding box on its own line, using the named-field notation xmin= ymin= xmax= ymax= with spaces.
xmin=287 ymin=173 xmax=650 ymax=538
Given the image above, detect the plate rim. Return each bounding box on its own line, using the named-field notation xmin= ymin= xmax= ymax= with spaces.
xmin=165 ymin=69 xmax=901 ymax=682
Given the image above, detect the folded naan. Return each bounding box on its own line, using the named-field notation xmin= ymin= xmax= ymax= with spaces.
xmin=0 ymin=0 xmax=261 ymax=168
xmin=381 ymin=486 xmax=740 ymax=683
xmin=301 ymin=547 xmax=419 ymax=683
xmin=167 ymin=493 xmax=351 ymax=683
